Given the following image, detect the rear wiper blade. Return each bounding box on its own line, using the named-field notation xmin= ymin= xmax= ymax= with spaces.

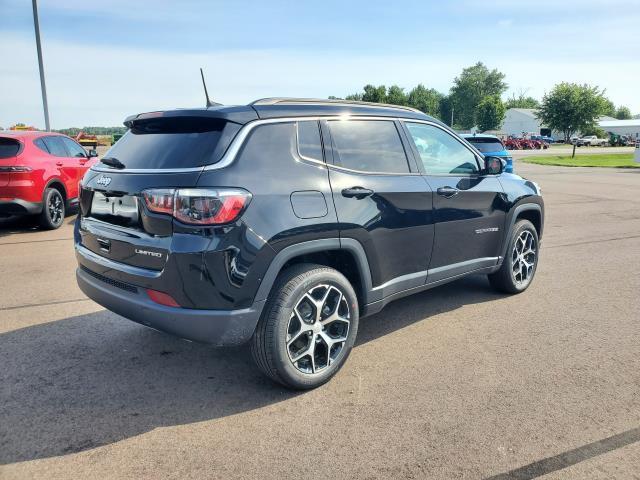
xmin=100 ymin=157 xmax=126 ymax=169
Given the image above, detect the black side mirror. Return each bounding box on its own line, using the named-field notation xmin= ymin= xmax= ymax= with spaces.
xmin=484 ymin=156 xmax=504 ymax=175
xmin=88 ymin=149 xmax=98 ymax=158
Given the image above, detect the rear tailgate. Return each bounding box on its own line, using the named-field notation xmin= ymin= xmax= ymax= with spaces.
xmin=78 ymin=113 xmax=243 ymax=269
xmin=0 ymin=136 xmax=22 ymax=187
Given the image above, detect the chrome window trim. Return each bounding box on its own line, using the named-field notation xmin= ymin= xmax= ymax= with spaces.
xmin=89 ymin=115 xmax=463 ymax=175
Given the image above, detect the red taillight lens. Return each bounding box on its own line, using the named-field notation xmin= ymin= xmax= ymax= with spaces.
xmin=146 ymin=289 xmax=181 ymax=307
xmin=143 ymin=189 xmax=175 ymax=215
xmin=142 ymin=188 xmax=251 ymax=225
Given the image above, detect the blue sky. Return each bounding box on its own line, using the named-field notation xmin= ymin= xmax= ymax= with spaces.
xmin=1 ymin=0 xmax=638 ymax=128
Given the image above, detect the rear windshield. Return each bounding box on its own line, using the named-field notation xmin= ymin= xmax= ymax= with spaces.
xmin=465 ymin=137 xmax=504 ymax=153
xmin=0 ymin=137 xmax=21 ymax=158
xmin=103 ymin=117 xmax=240 ymax=169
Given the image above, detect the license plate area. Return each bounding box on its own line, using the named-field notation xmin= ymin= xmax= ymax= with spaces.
xmin=90 ymin=191 xmax=139 ymax=227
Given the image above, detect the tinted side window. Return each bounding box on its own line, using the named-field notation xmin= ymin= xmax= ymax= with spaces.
xmin=297 ymin=121 xmax=323 ymax=161
xmin=0 ymin=138 xmax=21 ymax=158
xmin=61 ymin=137 xmax=87 ymax=158
xmin=328 ymin=120 xmax=410 ymax=173
xmin=42 ymin=136 xmax=69 ymax=157
xmin=406 ymin=123 xmax=479 ymax=174
xmin=34 ymin=137 xmax=50 ymax=154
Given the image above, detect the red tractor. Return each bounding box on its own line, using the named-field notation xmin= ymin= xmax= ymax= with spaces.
xmin=504 ymin=136 xmax=523 ymax=150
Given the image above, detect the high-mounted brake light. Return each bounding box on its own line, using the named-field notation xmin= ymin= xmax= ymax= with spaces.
xmin=142 ymin=188 xmax=251 ymax=225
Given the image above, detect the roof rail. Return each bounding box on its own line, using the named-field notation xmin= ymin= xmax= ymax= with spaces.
xmin=249 ymin=97 xmax=423 ymax=114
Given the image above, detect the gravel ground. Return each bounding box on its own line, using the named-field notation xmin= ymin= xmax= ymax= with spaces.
xmin=1 ymin=162 xmax=639 ymax=479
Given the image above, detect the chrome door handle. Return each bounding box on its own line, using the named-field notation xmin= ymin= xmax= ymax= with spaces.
xmin=342 ymin=187 xmax=374 ymax=199
xmin=436 ymin=186 xmax=460 ymax=198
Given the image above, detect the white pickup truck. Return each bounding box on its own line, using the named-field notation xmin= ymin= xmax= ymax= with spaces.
xmin=574 ymin=135 xmax=609 ymax=147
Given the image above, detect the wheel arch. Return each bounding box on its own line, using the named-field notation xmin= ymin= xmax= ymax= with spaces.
xmin=254 ymin=238 xmax=373 ymax=313
xmin=501 ymin=202 xmax=543 ymax=260
xmin=44 ymin=178 xmax=67 ymax=202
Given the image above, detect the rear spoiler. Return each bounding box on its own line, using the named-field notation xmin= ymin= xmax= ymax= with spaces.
xmin=123 ymin=107 xmax=258 ymax=128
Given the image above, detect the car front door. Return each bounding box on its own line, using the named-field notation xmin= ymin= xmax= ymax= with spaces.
xmin=60 ymin=137 xmax=90 ymax=200
xmin=402 ymin=121 xmax=507 ymax=282
xmin=322 ymin=118 xmax=434 ymax=300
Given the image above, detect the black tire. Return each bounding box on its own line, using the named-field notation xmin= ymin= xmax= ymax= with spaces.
xmin=489 ymin=219 xmax=539 ymax=294
xmin=251 ymin=263 xmax=359 ymax=390
xmin=39 ymin=187 xmax=65 ymax=230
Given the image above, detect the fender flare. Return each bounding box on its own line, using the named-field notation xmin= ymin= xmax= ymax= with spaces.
xmin=254 ymin=238 xmax=373 ymax=304
xmin=500 ymin=203 xmax=542 ymax=260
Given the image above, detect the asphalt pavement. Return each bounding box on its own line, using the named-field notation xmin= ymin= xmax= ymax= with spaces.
xmin=1 ymin=162 xmax=639 ymax=479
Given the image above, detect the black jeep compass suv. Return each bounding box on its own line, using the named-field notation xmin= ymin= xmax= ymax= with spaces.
xmin=75 ymin=98 xmax=543 ymax=389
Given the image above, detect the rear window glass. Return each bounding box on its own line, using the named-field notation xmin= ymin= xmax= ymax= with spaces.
xmin=34 ymin=137 xmax=50 ymax=154
xmin=328 ymin=120 xmax=410 ymax=173
xmin=297 ymin=121 xmax=323 ymax=161
xmin=465 ymin=137 xmax=504 ymax=153
xmin=103 ymin=117 xmax=239 ymax=169
xmin=0 ymin=137 xmax=21 ymax=158
xmin=42 ymin=136 xmax=69 ymax=157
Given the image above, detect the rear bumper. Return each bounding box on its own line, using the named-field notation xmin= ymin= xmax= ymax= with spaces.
xmin=0 ymin=198 xmax=42 ymax=215
xmin=76 ymin=265 xmax=265 ymax=346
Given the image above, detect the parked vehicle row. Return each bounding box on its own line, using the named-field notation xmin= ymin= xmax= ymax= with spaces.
xmin=572 ymin=135 xmax=609 ymax=147
xmin=0 ymin=131 xmax=98 ymax=228
xmin=504 ymin=135 xmax=549 ymax=150
xmin=74 ymin=98 xmax=544 ymax=389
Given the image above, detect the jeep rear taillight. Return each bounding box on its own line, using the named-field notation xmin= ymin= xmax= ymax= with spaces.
xmin=143 ymin=189 xmax=175 ymax=215
xmin=142 ymin=188 xmax=251 ymax=225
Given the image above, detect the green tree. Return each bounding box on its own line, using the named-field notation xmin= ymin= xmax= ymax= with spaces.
xmin=476 ymin=95 xmax=506 ymax=132
xmin=601 ymin=98 xmax=616 ymax=117
xmin=615 ymin=106 xmax=632 ymax=120
xmin=536 ymin=83 xmax=609 ymax=142
xmin=361 ymin=84 xmax=387 ymax=103
xmin=407 ymin=84 xmax=444 ymax=117
xmin=386 ymin=85 xmax=407 ymax=106
xmin=581 ymin=125 xmax=607 ymax=137
xmin=504 ymin=93 xmax=539 ymax=109
xmin=344 ymin=93 xmax=363 ymax=101
xmin=449 ymin=62 xmax=507 ymax=129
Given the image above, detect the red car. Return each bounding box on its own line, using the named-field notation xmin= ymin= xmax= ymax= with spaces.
xmin=0 ymin=131 xmax=98 ymax=229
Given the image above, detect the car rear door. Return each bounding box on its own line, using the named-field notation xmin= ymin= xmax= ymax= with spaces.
xmin=41 ymin=136 xmax=76 ymax=194
xmin=402 ymin=121 xmax=507 ymax=282
xmin=322 ymin=118 xmax=434 ymax=299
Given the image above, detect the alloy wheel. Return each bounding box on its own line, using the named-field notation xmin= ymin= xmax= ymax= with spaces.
xmin=286 ymin=284 xmax=350 ymax=374
xmin=48 ymin=191 xmax=64 ymax=225
xmin=512 ymin=230 xmax=537 ymax=286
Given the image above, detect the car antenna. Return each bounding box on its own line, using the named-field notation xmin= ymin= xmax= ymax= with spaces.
xmin=200 ymin=68 xmax=221 ymax=107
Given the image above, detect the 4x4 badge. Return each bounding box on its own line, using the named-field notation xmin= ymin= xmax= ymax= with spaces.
xmin=96 ymin=175 xmax=112 ymax=187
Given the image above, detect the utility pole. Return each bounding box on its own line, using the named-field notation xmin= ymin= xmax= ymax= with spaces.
xmin=32 ymin=0 xmax=50 ymax=131
xmin=450 ymin=106 xmax=454 ymax=127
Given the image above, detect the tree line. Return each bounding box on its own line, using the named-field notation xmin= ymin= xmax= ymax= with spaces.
xmin=330 ymin=62 xmax=635 ymax=140
xmin=54 ymin=126 xmax=127 ymax=136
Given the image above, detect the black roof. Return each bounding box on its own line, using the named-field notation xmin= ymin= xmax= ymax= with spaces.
xmin=124 ymin=98 xmax=437 ymax=127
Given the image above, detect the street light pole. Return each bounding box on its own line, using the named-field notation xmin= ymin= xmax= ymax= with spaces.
xmin=32 ymin=0 xmax=50 ymax=131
